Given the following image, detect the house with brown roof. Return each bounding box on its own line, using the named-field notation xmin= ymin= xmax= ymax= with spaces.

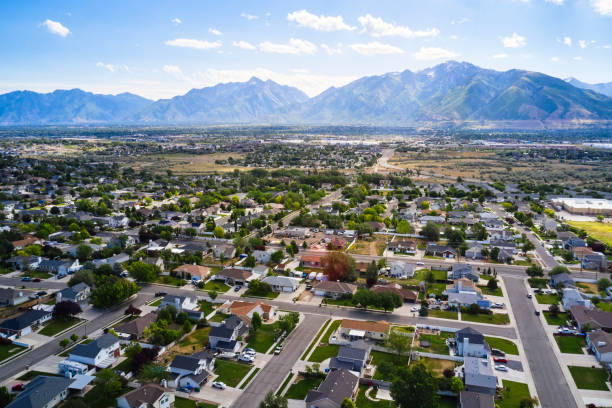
xmin=586 ymin=330 xmax=612 ymax=364
xmin=300 ymin=253 xmax=324 ymax=269
xmin=313 ymin=281 xmax=357 ymax=299
xmin=214 ymin=268 xmax=252 ymax=285
xmin=11 ymin=235 xmax=43 ymax=250
xmin=371 ymin=283 xmax=418 ymax=303
xmin=387 ymin=239 xmax=416 ymax=255
xmin=570 ymin=305 xmax=612 ymax=332
xmin=117 ymin=383 xmax=175 ymax=408
xmin=115 ymin=312 xmax=157 ymax=340
xmin=219 ymin=300 xmax=275 ymax=321
xmin=339 ymin=319 xmax=390 ymax=340
xmin=173 ymin=264 xmax=209 ymax=281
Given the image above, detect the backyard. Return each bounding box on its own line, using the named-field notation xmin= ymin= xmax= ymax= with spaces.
xmin=415 ymin=333 xmax=451 ymax=355
xmin=568 ymin=365 xmax=610 ymax=390
xmin=213 ymin=359 xmax=252 ymax=387
xmin=554 ymin=335 xmax=586 ymax=354
xmin=354 ymin=385 xmax=396 ymax=408
xmin=409 ymin=357 xmax=459 ymax=377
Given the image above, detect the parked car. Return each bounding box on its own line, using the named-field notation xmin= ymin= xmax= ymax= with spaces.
xmin=535 ymin=310 xmax=540 ymax=316
xmin=21 ymin=277 xmax=31 ymax=282
xmin=212 ymin=382 xmax=226 ymax=390
xmin=305 ymin=284 xmax=312 ymax=290
xmin=416 ymin=262 xmax=424 ymax=266
xmin=155 ymin=291 xmax=167 ymax=297
xmin=243 ymin=350 xmax=256 ymax=357
xmin=243 ymin=348 xmax=255 ymax=353
xmin=36 ymin=291 xmax=47 ymax=296
xmin=491 ymin=349 xmax=506 ymax=357
xmin=11 ymin=384 xmax=23 ymax=392
xmin=234 ymin=285 xmax=242 ymax=292
xmin=494 ymin=365 xmax=508 ymax=372
xmin=32 ymin=278 xmax=41 ymax=283
xmin=274 ymin=347 xmax=282 ymax=355
xmin=494 ymin=358 xmax=508 ymax=363
xmin=238 ymin=355 xmax=254 ymax=363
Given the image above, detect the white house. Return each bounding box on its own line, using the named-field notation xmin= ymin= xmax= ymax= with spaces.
xmin=389 ymin=261 xmax=415 ymax=279
xmin=159 ymin=294 xmax=198 ymax=312
xmin=167 ymin=351 xmax=215 ymax=389
xmin=455 ymin=327 xmax=488 ymax=358
xmin=562 ymin=288 xmax=592 ymax=310
xmin=261 ymin=275 xmax=301 ymax=292
xmin=253 ymin=249 xmax=275 ymax=264
xmin=68 ymin=333 xmax=121 ymax=368
xmin=56 ymin=282 xmax=90 ymax=305
xmin=587 ymin=330 xmax=612 ymax=364
xmin=109 ymin=215 xmax=130 ymax=228
xmin=117 ymin=383 xmax=175 ymax=408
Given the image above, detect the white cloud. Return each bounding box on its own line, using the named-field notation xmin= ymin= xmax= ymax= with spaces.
xmin=162 ymin=65 xmax=182 ymax=76
xmin=501 ymin=32 xmax=526 ymax=48
xmin=96 ymin=62 xmax=115 ymax=72
xmin=451 ymin=18 xmax=470 ymax=25
xmin=349 ymin=41 xmax=404 ymax=56
xmin=579 ymin=40 xmax=587 ymax=48
xmin=165 ymin=38 xmax=222 ymax=50
xmin=259 ymin=38 xmax=317 ymax=55
xmin=573 ymin=56 xmax=583 ymax=60
xmin=545 ymin=0 xmax=564 ymax=5
xmin=321 ymin=43 xmax=343 ymax=55
xmin=492 ymin=53 xmax=508 ymax=59
xmin=591 ymin=0 xmax=612 ymax=15
xmin=171 ymin=18 xmax=182 ymax=25
xmin=42 ymin=19 xmax=70 ymax=37
xmin=564 ymin=36 xmax=572 ymax=46
xmin=357 ymin=14 xmax=439 ymax=38
xmin=450 ymin=35 xmax=458 ymax=40
xmin=413 ymin=46 xmax=458 ymax=60
xmin=232 ymin=40 xmax=256 ymax=50
xmin=551 ymin=56 xmax=560 ymax=62
xmin=241 ymin=13 xmax=259 ymax=20
xmin=287 ymin=10 xmax=355 ymax=31
xmin=209 ymin=28 xmax=222 ymax=36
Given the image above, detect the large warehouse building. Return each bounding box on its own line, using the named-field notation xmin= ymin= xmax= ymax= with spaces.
xmin=553 ymin=198 xmax=612 ymax=216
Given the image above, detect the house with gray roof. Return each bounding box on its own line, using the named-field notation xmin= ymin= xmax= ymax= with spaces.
xmin=562 ymin=288 xmax=591 ymax=310
xmin=69 ymin=333 xmax=121 ymax=368
xmin=550 ymin=273 xmax=574 ymax=288
xmin=117 ymin=383 xmax=175 ymax=408
xmin=6 ymin=376 xmax=74 ymax=408
xmin=456 ymin=327 xmax=488 ymax=358
xmin=586 ymin=330 xmax=612 ymax=364
xmin=208 ymin=315 xmax=249 ymax=352
xmin=305 ymin=369 xmax=359 ymax=408
xmin=0 ymin=288 xmax=35 ymax=307
xmin=459 ymin=390 xmax=495 ymax=408
xmin=329 ymin=343 xmax=371 ymax=374
xmin=0 ymin=309 xmax=51 ymax=337
xmin=56 ymin=282 xmax=90 ymax=305
xmin=450 ymin=264 xmax=478 ymax=282
xmin=167 ymin=352 xmax=215 ymax=389
xmin=260 ymin=275 xmax=301 ymax=292
xmin=461 ymin=357 xmax=497 ymax=395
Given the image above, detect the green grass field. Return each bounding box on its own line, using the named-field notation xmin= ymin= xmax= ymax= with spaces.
xmin=213 ymin=360 xmax=252 ymax=387
xmin=0 ymin=343 xmax=27 ymax=362
xmin=428 ymin=309 xmax=459 ymax=320
xmin=354 ymin=385 xmax=396 ymax=408
xmin=371 ymin=350 xmax=409 ymax=380
xmin=247 ymin=322 xmax=281 ymax=353
xmin=415 ymin=333 xmax=450 ymax=355
xmin=535 ymin=293 xmax=560 ymax=304
xmin=307 ymin=319 xmax=342 ymax=362
xmin=569 ymin=365 xmax=610 ymax=390
xmin=566 ymin=221 xmax=612 ymax=247
xmin=554 ymin=335 xmax=586 ymax=354
xmin=498 ymin=380 xmax=531 ymax=408
xmin=203 ymin=280 xmax=230 ymax=292
xmin=39 ymin=317 xmax=82 ymax=336
xmin=528 ymin=278 xmax=548 ymax=289
xmin=478 ymin=286 xmax=503 ymax=297
xmin=485 ymin=336 xmax=519 ymax=355
xmin=543 ymin=311 xmax=568 ymax=326
xmin=284 ymin=377 xmax=324 ymax=400
xmin=461 ymin=312 xmax=510 ymax=325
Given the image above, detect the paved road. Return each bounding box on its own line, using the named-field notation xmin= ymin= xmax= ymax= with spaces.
xmin=0 ymin=276 xmax=69 ymax=290
xmin=0 ymin=292 xmax=153 ymax=383
xmin=231 ymin=313 xmax=328 ymax=408
xmin=503 ymin=275 xmax=578 ymax=408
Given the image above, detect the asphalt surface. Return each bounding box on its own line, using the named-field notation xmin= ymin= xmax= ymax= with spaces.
xmin=231 ymin=313 xmax=328 ymax=408
xmin=503 ymin=275 xmax=578 ymax=408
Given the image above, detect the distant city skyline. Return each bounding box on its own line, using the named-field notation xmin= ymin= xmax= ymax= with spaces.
xmin=1 ymin=0 xmax=611 ymax=99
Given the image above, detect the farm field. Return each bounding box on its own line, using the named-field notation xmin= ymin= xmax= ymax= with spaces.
xmin=566 ymin=221 xmax=612 ymax=247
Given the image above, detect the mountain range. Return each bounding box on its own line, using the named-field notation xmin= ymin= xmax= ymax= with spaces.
xmin=1 ymin=61 xmax=611 ymax=126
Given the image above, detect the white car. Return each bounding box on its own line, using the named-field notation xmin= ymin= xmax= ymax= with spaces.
xmin=212 ymin=381 xmax=226 ymax=390
xmin=494 ymin=365 xmax=508 ymax=372
xmin=238 ymin=355 xmax=254 ymax=363
xmin=411 ymin=306 xmax=419 ymax=312
xmin=243 ymin=350 xmax=256 ymax=357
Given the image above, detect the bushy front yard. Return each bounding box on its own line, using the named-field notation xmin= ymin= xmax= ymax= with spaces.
xmin=569 ymin=365 xmax=610 ymax=390
xmin=213 ymin=359 xmax=252 ymax=387
xmin=554 ymin=335 xmax=586 ymax=354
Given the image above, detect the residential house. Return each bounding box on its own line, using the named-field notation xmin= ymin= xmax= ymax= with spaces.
xmin=427 ymin=244 xmax=457 ymax=259
xmin=92 ymin=253 xmax=130 ymax=268
xmin=0 ymin=309 xmax=51 ymax=337
xmin=388 ymin=261 xmax=415 ymax=279
xmin=208 ymin=315 xmax=249 ymax=352
xmin=253 ymin=249 xmax=275 ymax=264
xmin=565 ymin=236 xmax=587 ymax=251
xmin=459 ymin=391 xmax=495 ymax=408
xmin=570 ymin=305 xmax=612 ymax=332
xmin=276 ymin=227 xmax=309 ymax=239
xmin=328 ymin=236 xmax=347 ymax=250
xmin=173 ymin=264 xmax=209 ymax=281
xmin=305 ymin=369 xmax=359 ymax=408
xmin=260 ymin=275 xmax=301 ymax=292
xmin=455 ymin=327 xmax=488 ymax=358
xmin=56 ymin=282 xmax=91 ymax=306
xmin=465 ymin=244 xmax=485 ymax=260
xmin=11 ymin=235 xmax=43 ymax=250
xmin=300 ymin=253 xmax=324 ymax=269
xmin=313 ymin=281 xmax=357 ymax=299
xmin=451 ymin=264 xmax=479 ymax=282
xmin=167 ymin=351 xmax=215 ymax=389
xmin=550 ymin=273 xmax=574 ymax=288
xmin=69 ymin=333 xmax=121 ymax=368
xmin=117 ymin=383 xmax=175 ymax=408
xmin=38 ymin=259 xmax=80 ymax=276
xmin=586 ymin=330 xmax=612 ymax=364
xmin=0 ymin=288 xmax=34 ymax=307
xmin=562 ymin=288 xmax=592 ymax=310
xmin=490 ymin=240 xmax=516 ymax=253
xmin=461 ymin=357 xmax=497 ymax=395
xmin=143 ymin=257 xmax=165 ymax=273
xmin=445 ymin=279 xmax=485 ymax=309
xmin=387 ymin=240 xmax=416 ymax=255
xmin=371 ymin=283 xmax=417 ymax=303
xmin=543 ymin=218 xmax=558 ymax=233
xmin=6 ymin=255 xmax=42 ymax=271
xmin=329 ymin=343 xmax=371 ymax=373
xmin=115 ymin=312 xmax=157 ymax=340
xmin=109 ymin=215 xmax=130 ymax=228
xmin=220 ymin=300 xmax=275 ymax=321
xmin=5 ymin=376 xmax=75 ymax=408
xmin=420 ymin=215 xmax=445 ymax=224
xmin=496 ymin=248 xmax=514 ymax=263
xmin=339 ymin=319 xmax=390 ymax=341
xmin=159 ymin=295 xmax=203 ymax=320
xmin=583 ymin=252 xmax=607 ymax=272
xmin=214 ymin=268 xmax=252 ymax=286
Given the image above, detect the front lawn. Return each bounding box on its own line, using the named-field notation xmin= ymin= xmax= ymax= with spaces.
xmin=428 ymin=309 xmax=458 ymax=320
xmin=308 ymin=344 xmax=339 ymax=363
xmin=597 ymin=302 xmax=612 ymax=313
xmin=203 ymin=280 xmax=230 ymax=292
xmin=301 ymin=319 xmax=330 ymax=360
xmin=371 ymin=351 xmax=409 ymax=380
xmin=213 ymin=359 xmax=252 ymax=387
xmin=156 ymin=275 xmax=185 ymax=286
xmin=415 ymin=333 xmax=450 ymax=355
xmin=478 ymin=286 xmax=503 ymax=297
xmin=198 ymin=300 xmax=215 ymax=316
xmin=174 ymin=397 xmax=217 ymax=408
xmin=0 ymin=343 xmax=27 ymax=362
xmin=461 ymin=312 xmax=510 ymax=325
xmin=209 ymin=312 xmax=230 ymax=323
xmin=554 ymin=335 xmax=586 ymax=354
xmin=23 ymin=271 xmax=52 ymax=279
xmin=238 ymin=367 xmax=260 ymax=390
xmin=543 ymin=311 xmax=568 ymax=326
xmin=485 ymin=337 xmax=519 ymax=355
xmin=535 ymin=293 xmax=559 ymax=305
xmin=178 ymin=327 xmax=211 ymax=351
xmin=242 ymin=289 xmax=279 ymax=299
xmin=568 ymin=365 xmax=610 ymax=390
xmin=247 ymin=322 xmax=281 ymax=353
xmin=498 ymin=380 xmax=531 ymax=408
xmin=39 ymin=317 xmax=82 ymax=336
xmin=528 ymin=278 xmax=548 ymax=289
xmin=284 ymin=376 xmax=324 ymax=400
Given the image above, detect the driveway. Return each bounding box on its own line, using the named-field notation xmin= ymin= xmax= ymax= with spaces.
xmin=231 ymin=314 xmax=328 ymax=408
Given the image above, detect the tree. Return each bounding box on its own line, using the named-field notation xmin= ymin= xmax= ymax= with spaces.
xmin=548 ymin=304 xmax=560 ymax=317
xmin=396 ymin=220 xmax=412 ymax=234
xmin=213 ymin=226 xmax=225 ymax=238
xmin=421 ymin=222 xmax=440 ymax=242
xmin=68 ymin=269 xmax=95 ymax=287
xmin=365 ymin=260 xmax=378 ymax=287
xmin=467 ymin=303 xmax=480 ymax=315
xmin=0 ymin=386 xmax=12 ymax=408
xmin=259 ymin=391 xmax=288 ymax=408
xmin=91 ymin=277 xmax=140 ymax=308
xmin=53 ymin=300 xmax=82 ymax=320
xmin=598 ymin=278 xmax=611 ymax=292
xmin=523 ymin=240 xmax=535 ymax=252
xmin=386 ymin=331 xmax=410 ymax=357
xmin=60 ymin=338 xmax=70 ymax=348
xmin=75 ymin=244 xmax=93 ymax=262
xmin=470 ymin=222 xmax=488 ymax=241
xmin=445 ymin=228 xmax=466 ymax=248
xmin=321 ymin=251 xmax=356 ymax=282
xmin=209 ymin=290 xmax=218 ymax=300
xmin=61 ymin=399 xmax=87 ymax=408
xmin=70 ymin=333 xmax=79 ymax=342
xmin=251 ymin=312 xmax=262 ymax=333
xmin=127 ymin=261 xmax=159 ymax=282
xmin=526 ymin=265 xmax=544 ymax=277
xmin=391 ymin=363 xmax=439 ymax=408
xmin=549 ymin=265 xmax=570 ymax=276
xmin=520 ymin=396 xmax=540 ymax=408
xmin=487 ymin=278 xmax=498 ymax=291
xmin=244 ymin=254 xmax=256 ymax=268
xmin=450 ymin=377 xmax=464 ymax=394
xmin=271 ymin=250 xmax=284 ymax=264
xmin=340 ymin=399 xmax=357 ymax=408
xmin=95 ymin=369 xmax=126 ymax=400
xmin=490 ymin=246 xmax=500 ymax=261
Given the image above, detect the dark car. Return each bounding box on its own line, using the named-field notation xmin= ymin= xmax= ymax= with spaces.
xmin=11 ymin=384 xmax=23 ymax=392
xmin=32 ymin=278 xmax=41 ymax=282
xmin=155 ymin=292 xmax=167 ymax=297
xmin=234 ymin=285 xmax=242 ymax=292
xmin=491 ymin=348 xmax=506 ymax=357
xmin=535 ymin=310 xmax=541 ymax=316
xmin=36 ymin=291 xmax=47 ymax=296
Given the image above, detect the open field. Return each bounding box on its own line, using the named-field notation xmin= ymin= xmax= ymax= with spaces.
xmin=129 ymin=152 xmax=248 ymax=174
xmin=566 ymin=221 xmax=612 ymax=247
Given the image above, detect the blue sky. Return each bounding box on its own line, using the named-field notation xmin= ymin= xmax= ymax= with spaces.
xmin=0 ymin=0 xmax=611 ymax=99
